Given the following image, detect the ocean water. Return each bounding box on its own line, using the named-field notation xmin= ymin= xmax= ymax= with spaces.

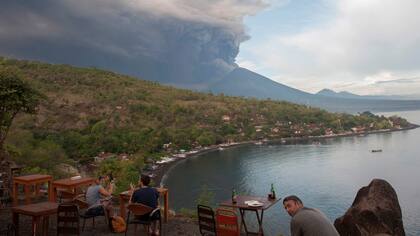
xmin=164 ymin=110 xmax=420 ymax=236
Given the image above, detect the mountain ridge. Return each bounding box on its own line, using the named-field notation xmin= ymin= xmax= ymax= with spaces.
xmin=203 ymin=67 xmax=420 ymax=113
xmin=317 ymin=88 xmax=406 ymax=100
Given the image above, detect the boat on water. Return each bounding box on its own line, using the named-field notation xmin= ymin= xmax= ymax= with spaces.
xmin=371 ymin=149 xmax=383 ymax=153
xmin=254 ymin=141 xmax=263 ymax=145
xmin=218 ymin=147 xmax=225 ymax=151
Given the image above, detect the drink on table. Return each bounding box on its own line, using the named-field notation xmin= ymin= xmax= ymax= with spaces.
xmin=269 ymin=183 xmax=276 ymax=199
xmin=231 ymin=188 xmax=237 ymax=204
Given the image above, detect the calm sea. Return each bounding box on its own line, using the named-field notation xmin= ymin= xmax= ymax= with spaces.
xmin=164 ymin=110 xmax=420 ymax=236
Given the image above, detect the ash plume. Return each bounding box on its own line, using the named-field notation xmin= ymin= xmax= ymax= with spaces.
xmin=0 ymin=0 xmax=267 ymax=89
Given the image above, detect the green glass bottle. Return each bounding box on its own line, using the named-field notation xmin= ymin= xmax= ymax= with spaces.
xmin=270 ymin=183 xmax=276 ymax=199
xmin=231 ymin=188 xmax=237 ymax=203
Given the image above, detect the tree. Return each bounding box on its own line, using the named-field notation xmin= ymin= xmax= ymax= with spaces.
xmin=0 ymin=71 xmax=42 ymax=159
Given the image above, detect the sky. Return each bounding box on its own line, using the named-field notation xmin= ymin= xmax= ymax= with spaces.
xmin=1 ymin=0 xmax=420 ymax=97
xmin=238 ymin=0 xmax=420 ymax=97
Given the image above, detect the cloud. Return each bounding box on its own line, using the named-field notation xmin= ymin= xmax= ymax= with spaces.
xmin=339 ymin=71 xmax=420 ymax=96
xmin=241 ymin=0 xmax=420 ymax=95
xmin=375 ymin=77 xmax=420 ymax=85
xmin=0 ymin=0 xmax=267 ymax=88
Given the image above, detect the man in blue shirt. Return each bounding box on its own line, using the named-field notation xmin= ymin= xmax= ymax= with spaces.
xmin=86 ymin=175 xmax=114 ymax=217
xmin=130 ymin=174 xmax=160 ymax=235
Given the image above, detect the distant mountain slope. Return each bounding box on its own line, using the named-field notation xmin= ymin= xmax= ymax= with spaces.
xmin=207 ymin=67 xmax=420 ymax=113
xmin=317 ymin=89 xmax=405 ymax=100
xmin=208 ymin=67 xmax=313 ymax=102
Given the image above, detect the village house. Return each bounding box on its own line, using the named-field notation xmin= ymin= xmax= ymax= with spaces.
xmin=222 ymin=115 xmax=231 ymax=122
xmin=255 ymin=125 xmax=263 ymax=132
xmin=351 ymin=126 xmax=366 ymax=133
xmin=325 ymin=128 xmax=334 ymax=136
xmin=118 ymin=153 xmax=129 ymax=161
xmin=93 ymin=152 xmax=116 ymax=162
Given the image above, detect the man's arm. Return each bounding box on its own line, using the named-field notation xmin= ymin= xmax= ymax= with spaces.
xmin=99 ymin=186 xmax=111 ymax=197
xmin=129 ymin=190 xmax=136 ymax=204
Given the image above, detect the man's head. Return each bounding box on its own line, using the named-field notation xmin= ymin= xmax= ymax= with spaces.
xmin=95 ymin=176 xmax=104 ymax=185
xmin=139 ymin=174 xmax=151 ymax=187
xmin=283 ymin=195 xmax=303 ymax=217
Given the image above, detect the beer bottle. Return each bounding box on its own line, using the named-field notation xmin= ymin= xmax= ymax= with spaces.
xmin=231 ymin=188 xmax=237 ymax=203
xmin=270 ymin=183 xmax=276 ymax=199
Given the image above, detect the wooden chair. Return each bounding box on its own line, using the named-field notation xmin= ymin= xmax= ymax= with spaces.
xmin=215 ymin=209 xmax=239 ymax=236
xmin=0 ymin=186 xmax=10 ymax=208
xmin=73 ymin=198 xmax=107 ymax=231
xmin=197 ymin=204 xmax=217 ymax=235
xmin=125 ymin=203 xmax=162 ymax=236
xmin=0 ymin=223 xmax=16 ymax=236
xmin=57 ymin=203 xmax=80 ymax=235
xmin=0 ymin=173 xmax=10 ymax=208
xmin=58 ymin=190 xmax=76 ymax=203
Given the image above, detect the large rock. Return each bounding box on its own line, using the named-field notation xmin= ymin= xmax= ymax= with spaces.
xmin=334 ymin=179 xmax=405 ymax=236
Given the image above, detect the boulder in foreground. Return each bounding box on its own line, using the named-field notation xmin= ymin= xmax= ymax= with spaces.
xmin=334 ymin=179 xmax=405 ymax=236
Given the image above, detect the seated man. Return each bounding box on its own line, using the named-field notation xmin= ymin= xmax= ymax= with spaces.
xmin=86 ymin=175 xmax=114 ymax=217
xmin=283 ymin=195 xmax=339 ymax=236
xmin=130 ymin=174 xmax=160 ymax=234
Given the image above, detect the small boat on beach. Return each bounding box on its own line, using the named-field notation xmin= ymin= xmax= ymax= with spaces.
xmin=174 ymin=153 xmax=187 ymax=158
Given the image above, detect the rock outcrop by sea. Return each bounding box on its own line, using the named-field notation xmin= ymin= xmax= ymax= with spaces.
xmin=334 ymin=179 xmax=405 ymax=236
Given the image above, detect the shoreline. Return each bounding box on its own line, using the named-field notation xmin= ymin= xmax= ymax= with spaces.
xmin=153 ymin=124 xmax=418 ymax=186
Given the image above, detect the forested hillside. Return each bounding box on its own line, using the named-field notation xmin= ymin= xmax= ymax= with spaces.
xmin=1 ymin=58 xmax=411 ymax=180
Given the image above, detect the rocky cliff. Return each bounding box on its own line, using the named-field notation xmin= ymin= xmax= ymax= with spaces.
xmin=335 ymin=179 xmax=405 ymax=236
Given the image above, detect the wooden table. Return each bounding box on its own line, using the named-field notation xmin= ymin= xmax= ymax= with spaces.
xmin=12 ymin=175 xmax=53 ymax=206
xmin=12 ymin=201 xmax=58 ymax=236
xmin=220 ymin=195 xmax=281 ymax=235
xmin=119 ymin=187 xmax=169 ymax=222
xmin=51 ymin=177 xmax=95 ymax=202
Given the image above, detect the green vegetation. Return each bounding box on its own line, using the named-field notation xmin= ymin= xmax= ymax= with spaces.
xmin=0 ymin=57 xmax=413 ymax=190
xmin=0 ymin=69 xmax=43 ymax=160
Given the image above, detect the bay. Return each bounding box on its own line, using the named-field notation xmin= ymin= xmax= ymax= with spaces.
xmin=164 ymin=110 xmax=420 ymax=236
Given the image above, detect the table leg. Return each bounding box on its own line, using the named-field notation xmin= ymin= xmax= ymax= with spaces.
xmin=255 ymin=210 xmax=264 ymax=235
xmin=35 ymin=184 xmax=40 ymax=197
xmin=13 ymin=182 xmax=18 ymax=206
xmin=120 ymin=195 xmax=126 ymax=219
xmin=13 ymin=212 xmax=19 ymax=236
xmin=48 ymin=181 xmax=54 ymax=202
xmin=32 ymin=216 xmax=40 ymax=236
xmin=24 ymin=184 xmax=31 ymax=205
xmin=42 ymin=216 xmax=49 ymax=236
xmin=239 ymin=209 xmax=249 ymax=234
xmin=164 ymin=191 xmax=169 ymax=222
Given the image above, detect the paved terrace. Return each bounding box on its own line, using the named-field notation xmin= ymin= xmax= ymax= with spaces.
xmin=0 ymin=206 xmax=200 ymax=236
